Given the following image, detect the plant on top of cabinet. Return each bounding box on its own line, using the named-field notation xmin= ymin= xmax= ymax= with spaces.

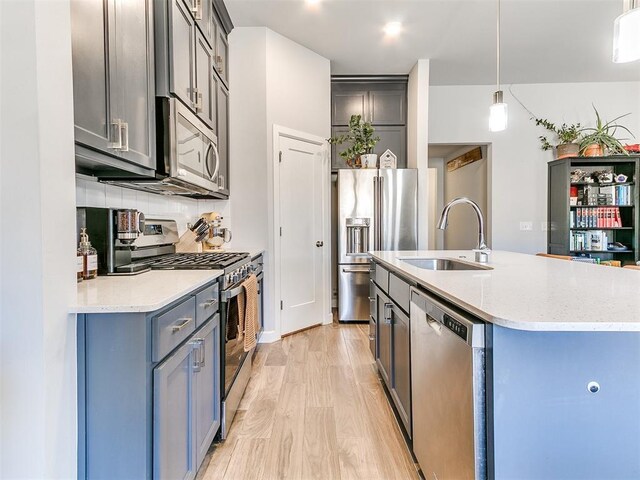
xmin=328 ymin=114 xmax=380 ymax=168
xmin=535 ymin=118 xmax=581 ymax=159
xmin=579 ymin=106 xmax=634 ymax=157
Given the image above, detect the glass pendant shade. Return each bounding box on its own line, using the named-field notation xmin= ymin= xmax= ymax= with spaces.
xmin=613 ymin=7 xmax=640 ymax=63
xmin=489 ymin=91 xmax=508 ymax=132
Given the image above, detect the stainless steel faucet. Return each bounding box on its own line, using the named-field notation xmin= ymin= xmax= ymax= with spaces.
xmin=437 ymin=197 xmax=491 ymax=263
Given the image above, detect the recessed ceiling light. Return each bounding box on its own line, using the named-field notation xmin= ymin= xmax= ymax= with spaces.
xmin=383 ymin=22 xmax=402 ymax=37
xmin=306 ymin=0 xmax=321 ymax=6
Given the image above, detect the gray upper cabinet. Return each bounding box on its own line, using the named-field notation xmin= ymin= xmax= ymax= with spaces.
xmin=216 ymin=83 xmax=229 ymax=197
xmin=71 ymin=0 xmax=155 ymax=171
xmin=331 ymin=80 xmax=407 ymax=127
xmin=195 ymin=30 xmax=215 ymax=129
xmin=369 ymin=86 xmax=406 ymax=126
xmin=211 ymin=8 xmax=229 ymax=87
xmin=168 ymin=0 xmax=196 ymax=110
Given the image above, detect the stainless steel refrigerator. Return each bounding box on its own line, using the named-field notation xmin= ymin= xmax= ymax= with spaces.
xmin=337 ymin=168 xmax=418 ymax=322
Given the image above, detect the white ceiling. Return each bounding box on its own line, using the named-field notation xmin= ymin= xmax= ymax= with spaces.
xmin=226 ymin=0 xmax=640 ymax=85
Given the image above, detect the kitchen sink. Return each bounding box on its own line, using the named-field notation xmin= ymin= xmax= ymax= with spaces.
xmin=399 ymin=258 xmax=492 ymax=271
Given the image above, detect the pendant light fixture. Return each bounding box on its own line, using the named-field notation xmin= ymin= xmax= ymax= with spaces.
xmin=489 ymin=0 xmax=507 ymax=132
xmin=612 ymin=0 xmax=640 ymax=63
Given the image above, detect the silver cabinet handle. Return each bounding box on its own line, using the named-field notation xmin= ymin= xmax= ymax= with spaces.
xmin=191 ymin=0 xmax=202 ymax=19
xmin=219 ymin=174 xmax=225 ymax=190
xmin=193 ymin=88 xmax=202 ymax=112
xmin=342 ymin=268 xmax=370 ymax=273
xmin=216 ymin=55 xmax=223 ymax=74
xmin=191 ymin=338 xmax=204 ymax=372
xmin=120 ymin=122 xmax=129 ymax=152
xmin=368 ymin=334 xmax=375 ymax=341
xmin=383 ymin=302 xmax=393 ymax=325
xmin=171 ymin=317 xmax=192 ymax=333
xmin=199 ymin=299 xmax=218 ymax=308
xmin=199 ymin=338 xmax=205 ymax=367
xmin=110 ymin=119 xmax=123 ymax=149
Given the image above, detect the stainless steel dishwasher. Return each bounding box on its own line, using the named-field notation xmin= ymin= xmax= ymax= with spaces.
xmin=410 ymin=287 xmax=487 ymax=480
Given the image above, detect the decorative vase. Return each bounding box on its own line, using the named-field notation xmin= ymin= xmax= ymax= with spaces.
xmin=360 ymin=154 xmax=378 ymax=169
xmin=582 ymin=144 xmax=604 ymax=157
xmin=556 ymin=143 xmax=579 ymax=159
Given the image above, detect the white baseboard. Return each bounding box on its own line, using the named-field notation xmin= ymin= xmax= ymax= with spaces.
xmin=323 ymin=312 xmax=333 ymax=325
xmin=258 ymin=329 xmax=281 ymax=344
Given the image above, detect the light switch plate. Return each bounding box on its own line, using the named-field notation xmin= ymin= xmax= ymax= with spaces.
xmin=520 ymin=221 xmax=533 ymax=231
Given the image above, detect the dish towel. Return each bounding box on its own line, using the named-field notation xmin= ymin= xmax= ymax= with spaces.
xmin=237 ymin=273 xmax=259 ymax=352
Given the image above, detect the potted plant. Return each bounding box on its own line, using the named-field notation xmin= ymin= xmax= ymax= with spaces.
xmin=579 ymin=106 xmax=634 ymax=157
xmin=535 ymin=118 xmax=581 ymax=159
xmin=328 ymin=114 xmax=380 ymax=168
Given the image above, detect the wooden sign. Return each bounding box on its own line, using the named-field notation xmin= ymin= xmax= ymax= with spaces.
xmin=446 ymin=147 xmax=483 ymax=172
xmin=379 ymin=149 xmax=397 ymax=169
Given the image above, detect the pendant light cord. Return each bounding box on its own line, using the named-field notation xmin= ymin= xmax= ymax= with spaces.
xmin=496 ymin=0 xmax=501 ymax=91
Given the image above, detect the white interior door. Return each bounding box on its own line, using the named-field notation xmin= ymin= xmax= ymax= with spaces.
xmin=279 ymin=135 xmax=326 ymax=335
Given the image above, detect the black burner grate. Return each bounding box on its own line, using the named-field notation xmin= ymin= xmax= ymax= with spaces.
xmin=150 ymin=252 xmax=249 ymax=270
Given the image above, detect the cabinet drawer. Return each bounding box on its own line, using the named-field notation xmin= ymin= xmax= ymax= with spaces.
xmin=374 ymin=263 xmax=389 ymax=292
xmin=195 ymin=283 xmax=219 ymax=327
xmin=389 ymin=272 xmax=411 ymax=314
xmin=153 ymin=296 xmax=197 ymax=361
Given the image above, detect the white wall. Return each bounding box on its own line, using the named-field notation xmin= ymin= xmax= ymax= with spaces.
xmin=1 ymin=0 xmax=77 ymax=477
xmin=407 ymin=60 xmax=430 ymax=249
xmin=442 ymin=146 xmax=488 ymax=250
xmin=75 ymin=178 xmax=230 ymax=236
xmin=230 ymin=27 xmax=330 ymax=341
xmin=429 ymin=81 xmax=640 ymax=254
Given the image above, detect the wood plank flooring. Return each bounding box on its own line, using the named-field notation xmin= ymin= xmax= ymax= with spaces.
xmin=200 ymin=321 xmax=419 ymax=480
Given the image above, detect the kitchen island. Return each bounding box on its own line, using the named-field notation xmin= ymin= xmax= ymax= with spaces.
xmin=369 ymin=250 xmax=640 ymax=480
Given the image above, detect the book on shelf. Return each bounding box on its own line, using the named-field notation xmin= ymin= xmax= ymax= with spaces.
xmin=570 ymin=230 xmax=610 ymax=252
xmin=575 ymin=184 xmax=633 ymax=206
xmin=570 ymin=207 xmax=622 ymax=228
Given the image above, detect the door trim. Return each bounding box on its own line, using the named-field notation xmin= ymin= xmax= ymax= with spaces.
xmin=272 ymin=125 xmax=331 ymax=340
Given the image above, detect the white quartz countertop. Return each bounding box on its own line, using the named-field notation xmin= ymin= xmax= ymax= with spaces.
xmin=73 ymin=270 xmax=223 ymax=314
xmin=371 ymin=250 xmax=640 ymax=332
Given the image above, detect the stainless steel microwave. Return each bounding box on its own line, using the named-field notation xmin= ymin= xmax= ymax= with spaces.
xmin=105 ymin=98 xmax=221 ymax=197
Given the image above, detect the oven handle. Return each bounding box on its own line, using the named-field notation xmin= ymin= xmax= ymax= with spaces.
xmin=222 ymin=273 xmax=264 ymax=302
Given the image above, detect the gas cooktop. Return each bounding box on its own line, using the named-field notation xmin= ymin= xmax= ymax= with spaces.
xmin=150 ymin=252 xmax=250 ymax=270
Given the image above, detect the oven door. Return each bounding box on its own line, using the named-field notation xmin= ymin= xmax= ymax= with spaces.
xmin=256 ymin=272 xmax=264 ymax=340
xmin=220 ymin=282 xmax=250 ymax=398
xmin=168 ymin=98 xmax=219 ymax=194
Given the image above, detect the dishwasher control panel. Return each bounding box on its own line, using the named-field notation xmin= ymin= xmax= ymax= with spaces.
xmin=443 ymin=314 xmax=468 ymax=341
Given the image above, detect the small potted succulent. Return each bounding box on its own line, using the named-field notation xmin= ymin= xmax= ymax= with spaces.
xmin=579 ymin=106 xmax=634 ymax=157
xmin=328 ymin=114 xmax=380 ymax=168
xmin=535 ymin=118 xmax=581 ymax=159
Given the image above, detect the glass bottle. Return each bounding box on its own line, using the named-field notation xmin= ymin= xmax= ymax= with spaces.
xmin=76 ymin=247 xmax=84 ymax=283
xmin=79 ymin=228 xmax=98 ymax=279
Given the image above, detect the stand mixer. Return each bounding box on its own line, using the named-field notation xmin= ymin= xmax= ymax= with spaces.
xmin=188 ymin=212 xmax=232 ymax=251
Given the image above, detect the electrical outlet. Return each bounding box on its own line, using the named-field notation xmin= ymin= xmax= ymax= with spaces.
xmin=520 ymin=221 xmax=533 ymax=231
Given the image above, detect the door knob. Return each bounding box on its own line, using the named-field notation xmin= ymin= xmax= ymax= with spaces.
xmin=316 ymin=241 xmax=324 ymax=247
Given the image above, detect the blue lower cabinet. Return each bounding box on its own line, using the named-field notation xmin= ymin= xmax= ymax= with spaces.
xmin=79 ymin=281 xmax=221 ymax=480
xmin=154 ymin=340 xmax=196 ymax=480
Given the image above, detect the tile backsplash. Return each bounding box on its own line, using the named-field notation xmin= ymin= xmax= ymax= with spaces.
xmin=76 ymin=176 xmax=231 ymax=236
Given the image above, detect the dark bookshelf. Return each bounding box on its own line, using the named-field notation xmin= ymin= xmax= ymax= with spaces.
xmin=548 ymin=155 xmax=640 ymax=265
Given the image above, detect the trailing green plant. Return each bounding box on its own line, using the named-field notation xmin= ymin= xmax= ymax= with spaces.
xmin=328 ymin=114 xmax=380 ymax=166
xmin=534 ymin=118 xmax=581 ymax=151
xmin=579 ymin=106 xmax=634 ymax=156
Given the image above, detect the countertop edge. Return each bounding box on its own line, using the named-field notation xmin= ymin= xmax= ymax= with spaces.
xmin=72 ymin=271 xmax=223 ymax=314
xmin=370 ymin=253 xmax=640 ymax=333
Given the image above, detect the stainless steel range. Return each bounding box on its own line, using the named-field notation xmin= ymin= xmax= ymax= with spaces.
xmin=77 ymin=208 xmax=261 ymax=440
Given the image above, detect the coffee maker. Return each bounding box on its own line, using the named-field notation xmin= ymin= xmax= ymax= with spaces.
xmin=78 ymin=207 xmax=151 ymax=275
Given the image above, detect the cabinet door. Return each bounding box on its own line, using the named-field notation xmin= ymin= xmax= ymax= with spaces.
xmin=170 ymin=0 xmax=196 ymax=110
xmin=154 ymin=340 xmax=196 ymax=480
xmin=216 ymin=82 xmax=229 ymax=197
xmin=114 ymin=0 xmax=154 ymax=169
xmin=194 ymin=316 xmax=221 ymax=468
xmin=71 ymin=0 xmax=117 ymax=153
xmin=392 ymin=304 xmax=411 ymax=436
xmin=214 ymin=16 xmax=229 ymax=87
xmin=369 ymin=85 xmax=406 ymax=125
xmin=192 ymin=0 xmax=212 ymax=45
xmin=332 ymin=86 xmax=368 ymax=126
xmin=374 ymin=126 xmax=407 ymax=169
xmin=195 ymin=29 xmax=215 ymax=128
xmin=376 ymin=289 xmax=392 ymax=389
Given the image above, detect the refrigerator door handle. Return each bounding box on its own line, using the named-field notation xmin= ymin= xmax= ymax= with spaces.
xmin=375 ymin=175 xmax=384 ymax=250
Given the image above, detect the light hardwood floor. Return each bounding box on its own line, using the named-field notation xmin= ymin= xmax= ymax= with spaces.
xmin=200 ymin=321 xmax=420 ymax=480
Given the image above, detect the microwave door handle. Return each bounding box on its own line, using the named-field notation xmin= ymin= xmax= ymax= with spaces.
xmin=204 ymin=143 xmax=213 ymax=179
xmin=211 ymin=143 xmax=220 ymax=184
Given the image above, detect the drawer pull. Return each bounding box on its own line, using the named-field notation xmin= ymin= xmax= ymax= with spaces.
xmin=368 ymin=335 xmax=375 ymax=341
xmin=171 ymin=317 xmax=193 ymax=333
xmin=199 ymin=299 xmax=218 ymax=308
